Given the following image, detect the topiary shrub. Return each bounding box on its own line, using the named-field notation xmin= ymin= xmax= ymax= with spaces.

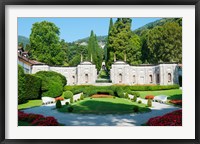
xmin=80 ymin=94 xmax=84 ymax=100
xmin=35 ymin=71 xmax=67 ymax=98
xmin=56 ymin=100 xmax=62 ymax=108
xmin=25 ymin=74 xmax=42 ymax=100
xmin=147 ymin=99 xmax=152 ymax=107
xmin=132 ymin=95 xmax=137 ymax=102
xmin=65 ymin=102 xmax=69 ymax=105
xmin=116 ymin=87 xmax=124 ymax=98
xmin=62 ymin=91 xmax=73 ymax=99
xmin=74 ymin=100 xmax=77 ymax=102
xmin=138 ymin=100 xmax=142 ymax=104
xmin=18 ymin=65 xmax=27 ymax=104
xmin=67 ymin=106 xmax=73 ymax=112
xmin=70 ymin=97 xmax=73 ymax=103
xmin=113 ymin=96 xmax=116 ymax=99
xmin=125 ymin=93 xmax=129 ymax=99
xmin=133 ymin=106 xmax=139 ymax=113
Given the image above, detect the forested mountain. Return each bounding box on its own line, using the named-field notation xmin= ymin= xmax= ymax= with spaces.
xmin=18 ymin=35 xmax=30 ymax=49
xmin=75 ymin=35 xmax=107 ymax=43
xmin=133 ymin=18 xmax=182 ymax=36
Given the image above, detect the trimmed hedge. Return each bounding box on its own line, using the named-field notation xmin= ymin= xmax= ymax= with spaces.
xmin=128 ymin=85 xmax=179 ymax=91
xmin=63 ymin=84 xmax=179 ymax=98
xmin=18 ymin=65 xmax=27 ymax=104
xmin=35 ymin=71 xmax=67 ymax=98
xmin=25 ymin=74 xmax=42 ymax=100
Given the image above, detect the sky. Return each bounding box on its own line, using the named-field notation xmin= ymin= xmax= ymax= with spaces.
xmin=18 ymin=17 xmax=161 ymax=42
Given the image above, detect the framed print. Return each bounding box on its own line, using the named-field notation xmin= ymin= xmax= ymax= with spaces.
xmin=0 ymin=0 xmax=199 ymax=143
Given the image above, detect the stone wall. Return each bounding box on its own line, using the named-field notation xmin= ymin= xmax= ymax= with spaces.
xmin=110 ymin=61 xmax=179 ymax=85
xmin=31 ymin=62 xmax=97 ymax=85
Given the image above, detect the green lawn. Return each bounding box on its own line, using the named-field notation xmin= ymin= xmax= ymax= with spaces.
xmin=18 ymin=100 xmax=42 ymax=110
xmin=138 ymin=89 xmax=182 ymax=100
xmin=58 ymin=97 xmax=150 ymax=114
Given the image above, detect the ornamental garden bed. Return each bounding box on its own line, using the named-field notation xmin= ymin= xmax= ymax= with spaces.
xmin=91 ymin=94 xmax=113 ymax=98
xmin=169 ymin=100 xmax=182 ymax=106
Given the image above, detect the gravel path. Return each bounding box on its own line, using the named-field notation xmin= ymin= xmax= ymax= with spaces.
xmin=22 ymin=98 xmax=181 ymax=126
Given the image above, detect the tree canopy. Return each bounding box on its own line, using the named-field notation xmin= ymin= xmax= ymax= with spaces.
xmin=29 ymin=21 xmax=64 ymax=66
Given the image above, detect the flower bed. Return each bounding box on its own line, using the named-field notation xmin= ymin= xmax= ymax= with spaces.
xmin=18 ymin=111 xmax=59 ymax=126
xmin=169 ymin=100 xmax=182 ymax=106
xmin=91 ymin=94 xmax=113 ymax=98
xmin=145 ymin=95 xmax=155 ymax=100
xmin=55 ymin=96 xmax=64 ymax=101
xmin=146 ymin=110 xmax=182 ymax=126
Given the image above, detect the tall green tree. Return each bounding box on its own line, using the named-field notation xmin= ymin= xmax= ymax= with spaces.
xmin=87 ymin=30 xmax=103 ymax=71
xmin=126 ymin=33 xmax=142 ymax=65
xmin=105 ymin=18 xmax=113 ymax=62
xmin=107 ymin=18 xmax=132 ymax=70
xmin=29 ymin=21 xmax=64 ymax=65
xmin=147 ymin=22 xmax=182 ymax=63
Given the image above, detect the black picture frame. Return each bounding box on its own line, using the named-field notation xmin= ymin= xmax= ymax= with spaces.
xmin=0 ymin=0 xmax=199 ymax=143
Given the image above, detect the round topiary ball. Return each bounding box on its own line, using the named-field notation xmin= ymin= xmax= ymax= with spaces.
xmin=63 ymin=91 xmax=73 ymax=99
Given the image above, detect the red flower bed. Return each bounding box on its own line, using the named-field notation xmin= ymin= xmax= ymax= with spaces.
xmin=18 ymin=111 xmax=59 ymax=126
xmin=146 ymin=110 xmax=182 ymax=126
xmin=55 ymin=96 xmax=64 ymax=101
xmin=145 ymin=95 xmax=155 ymax=100
xmin=169 ymin=100 xmax=182 ymax=106
xmin=91 ymin=94 xmax=113 ymax=98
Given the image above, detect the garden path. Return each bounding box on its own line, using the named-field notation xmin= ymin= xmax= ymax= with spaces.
xmin=22 ymin=98 xmax=181 ymax=126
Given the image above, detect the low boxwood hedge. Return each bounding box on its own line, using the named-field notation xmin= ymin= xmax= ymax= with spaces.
xmin=63 ymin=84 xmax=179 ymax=98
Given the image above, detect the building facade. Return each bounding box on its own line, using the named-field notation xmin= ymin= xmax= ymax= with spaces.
xmin=110 ymin=61 xmax=179 ymax=85
xmin=18 ymin=49 xmax=180 ymax=86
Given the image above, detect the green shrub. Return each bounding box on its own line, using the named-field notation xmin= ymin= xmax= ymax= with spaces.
xmin=80 ymin=94 xmax=84 ymax=100
xmin=74 ymin=100 xmax=77 ymax=102
xmin=147 ymin=99 xmax=152 ymax=107
xmin=132 ymin=95 xmax=137 ymax=102
xmin=18 ymin=65 xmax=27 ymax=104
xmin=179 ymin=76 xmax=182 ymax=87
xmin=116 ymin=87 xmax=124 ymax=98
xmin=62 ymin=91 xmax=73 ymax=99
xmin=125 ymin=93 xmax=129 ymax=99
xmin=56 ymin=100 xmax=62 ymax=108
xmin=138 ymin=100 xmax=142 ymax=104
xmin=70 ymin=97 xmax=73 ymax=103
xmin=67 ymin=106 xmax=73 ymax=112
xmin=25 ymin=74 xmax=42 ymax=100
xmin=65 ymin=102 xmax=69 ymax=105
xmin=113 ymin=96 xmax=116 ymax=99
xmin=35 ymin=71 xmax=66 ymax=98
xmin=133 ymin=106 xmax=139 ymax=113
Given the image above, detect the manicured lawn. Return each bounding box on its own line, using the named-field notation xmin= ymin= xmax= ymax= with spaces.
xmin=18 ymin=100 xmax=42 ymax=110
xmin=138 ymin=89 xmax=182 ymax=100
xmin=58 ymin=97 xmax=150 ymax=114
